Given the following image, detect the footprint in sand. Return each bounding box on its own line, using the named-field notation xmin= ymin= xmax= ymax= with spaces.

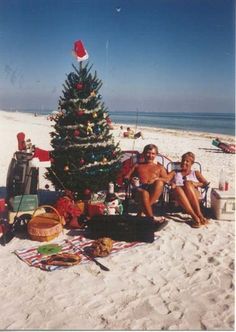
xmin=197 ymin=233 xmax=203 ymax=242
xmin=207 ymin=256 xmax=220 ymax=266
xmin=229 ymin=260 xmax=234 ymax=270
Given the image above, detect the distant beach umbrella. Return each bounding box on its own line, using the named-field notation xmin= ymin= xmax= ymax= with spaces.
xmin=73 ymin=40 xmax=89 ymax=62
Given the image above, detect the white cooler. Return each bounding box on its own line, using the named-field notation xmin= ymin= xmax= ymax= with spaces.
xmin=211 ymin=188 xmax=235 ymax=221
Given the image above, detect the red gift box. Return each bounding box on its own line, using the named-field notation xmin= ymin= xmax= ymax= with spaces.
xmin=0 ymin=199 xmax=6 ymax=213
xmin=87 ymin=202 xmax=106 ymax=218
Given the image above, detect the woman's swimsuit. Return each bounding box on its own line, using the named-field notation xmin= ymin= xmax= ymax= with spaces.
xmin=174 ymin=170 xmax=198 ymax=186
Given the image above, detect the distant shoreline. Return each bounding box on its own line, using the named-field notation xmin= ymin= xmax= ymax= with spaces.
xmin=0 ymin=108 xmax=235 ymax=138
xmin=112 ymin=123 xmax=235 ymax=141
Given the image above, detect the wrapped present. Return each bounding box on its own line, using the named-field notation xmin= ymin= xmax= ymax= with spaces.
xmin=87 ymin=202 xmax=106 ymax=218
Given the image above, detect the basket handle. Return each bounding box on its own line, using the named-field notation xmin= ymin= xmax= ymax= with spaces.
xmin=32 ymin=205 xmax=65 ymax=225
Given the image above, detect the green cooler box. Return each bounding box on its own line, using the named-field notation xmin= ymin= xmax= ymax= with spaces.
xmin=13 ymin=195 xmax=38 ymax=212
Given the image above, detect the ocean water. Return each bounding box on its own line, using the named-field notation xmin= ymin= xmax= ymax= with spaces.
xmin=109 ymin=111 xmax=235 ymax=136
xmin=1 ymin=109 xmax=235 ymax=136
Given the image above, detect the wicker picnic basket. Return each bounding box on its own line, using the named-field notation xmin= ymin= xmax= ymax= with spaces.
xmin=27 ymin=205 xmax=65 ymax=242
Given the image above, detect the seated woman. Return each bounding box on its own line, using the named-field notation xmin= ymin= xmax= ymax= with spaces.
xmin=124 ymin=144 xmax=168 ymax=223
xmin=167 ymin=152 xmax=209 ymax=228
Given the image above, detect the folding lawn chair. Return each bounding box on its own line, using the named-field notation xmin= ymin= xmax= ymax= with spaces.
xmin=118 ymin=150 xmax=171 ymax=214
xmin=163 ymin=161 xmax=210 ymax=213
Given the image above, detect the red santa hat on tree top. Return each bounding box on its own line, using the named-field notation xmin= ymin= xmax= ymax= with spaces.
xmin=73 ymin=40 xmax=89 ymax=61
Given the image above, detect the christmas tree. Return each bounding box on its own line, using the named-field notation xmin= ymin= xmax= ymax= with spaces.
xmin=46 ymin=61 xmax=122 ymax=199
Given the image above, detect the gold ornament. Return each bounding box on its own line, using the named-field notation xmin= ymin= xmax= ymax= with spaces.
xmin=90 ymin=91 xmax=96 ymax=97
xmin=64 ymin=165 xmax=69 ymax=171
xmin=87 ymin=121 xmax=93 ymax=135
xmin=102 ymin=157 xmax=107 ymax=164
xmin=92 ymin=112 xmax=97 ymax=118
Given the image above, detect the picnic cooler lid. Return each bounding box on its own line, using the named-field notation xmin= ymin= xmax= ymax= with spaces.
xmin=28 ymin=205 xmax=65 ymax=237
xmin=211 ymin=188 xmax=235 ymax=200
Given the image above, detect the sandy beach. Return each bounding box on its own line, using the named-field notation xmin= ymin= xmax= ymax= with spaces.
xmin=0 ymin=110 xmax=234 ymax=330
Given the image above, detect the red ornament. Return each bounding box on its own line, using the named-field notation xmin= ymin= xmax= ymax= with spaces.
xmin=79 ymin=159 xmax=85 ymax=165
xmin=76 ymin=83 xmax=83 ymax=90
xmin=84 ymin=189 xmax=91 ymax=196
xmin=83 ymin=189 xmax=91 ymax=201
xmin=77 ymin=109 xmax=84 ymax=116
xmin=74 ymin=129 xmax=80 ymax=137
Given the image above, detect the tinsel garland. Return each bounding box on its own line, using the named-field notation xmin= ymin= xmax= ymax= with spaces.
xmin=60 ymin=94 xmax=97 ymax=105
xmin=74 ymin=106 xmax=104 ymax=114
xmin=53 ymin=129 xmax=111 ymax=142
xmin=53 ymin=139 xmax=115 ymax=150
xmin=54 ymin=118 xmax=107 ymax=130
xmin=74 ymin=155 xmax=122 ymax=171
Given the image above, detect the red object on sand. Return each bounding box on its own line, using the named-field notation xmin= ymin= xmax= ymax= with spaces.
xmin=219 ymin=142 xmax=236 ymax=154
xmin=212 ymin=138 xmax=236 ymax=154
xmin=17 ymin=132 xmax=26 ymax=151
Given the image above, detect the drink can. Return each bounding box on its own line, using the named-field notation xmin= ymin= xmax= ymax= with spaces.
xmin=108 ymin=182 xmax=114 ymax=194
xmin=132 ymin=177 xmax=140 ymax=187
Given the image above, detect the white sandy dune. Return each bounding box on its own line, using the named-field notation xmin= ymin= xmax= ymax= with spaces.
xmin=0 ymin=110 xmax=234 ymax=330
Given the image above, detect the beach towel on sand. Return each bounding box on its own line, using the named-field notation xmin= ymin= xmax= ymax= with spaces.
xmin=15 ymin=235 xmax=160 ymax=271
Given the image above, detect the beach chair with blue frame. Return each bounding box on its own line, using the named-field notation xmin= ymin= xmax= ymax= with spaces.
xmin=163 ymin=161 xmax=210 ymax=213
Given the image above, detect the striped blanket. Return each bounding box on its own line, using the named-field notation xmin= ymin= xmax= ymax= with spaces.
xmin=15 ymin=235 xmax=159 ymax=271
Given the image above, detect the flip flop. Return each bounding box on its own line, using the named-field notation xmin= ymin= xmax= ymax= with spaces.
xmin=200 ymin=217 xmax=210 ymax=225
xmin=152 ymin=216 xmax=166 ymax=224
xmin=152 ymin=216 xmax=168 ymax=231
xmin=191 ymin=222 xmax=201 ymax=228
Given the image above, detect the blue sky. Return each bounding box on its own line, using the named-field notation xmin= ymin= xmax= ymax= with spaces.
xmin=0 ymin=0 xmax=234 ymax=113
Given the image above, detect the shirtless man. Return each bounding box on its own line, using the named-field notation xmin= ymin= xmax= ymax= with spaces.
xmin=124 ymin=144 xmax=167 ymax=222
